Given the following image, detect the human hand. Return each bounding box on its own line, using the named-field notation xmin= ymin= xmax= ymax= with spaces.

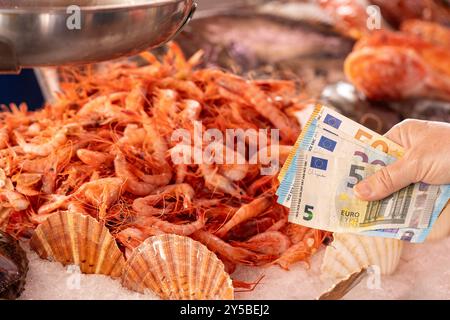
xmin=353 ymin=119 xmax=450 ymax=201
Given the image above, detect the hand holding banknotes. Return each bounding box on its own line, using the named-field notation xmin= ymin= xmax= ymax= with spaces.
xmin=278 ymin=105 xmax=450 ymax=242
xmin=354 ymin=119 xmax=450 ymax=201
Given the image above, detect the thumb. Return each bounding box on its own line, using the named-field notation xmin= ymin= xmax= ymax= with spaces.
xmin=353 ymin=157 xmax=417 ymax=201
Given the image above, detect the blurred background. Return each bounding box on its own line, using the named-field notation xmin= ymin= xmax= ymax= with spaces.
xmin=2 ymin=0 xmax=450 ymax=128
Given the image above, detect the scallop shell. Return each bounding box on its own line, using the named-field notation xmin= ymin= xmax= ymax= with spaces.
xmin=321 ymin=233 xmax=403 ymax=281
xmin=122 ymin=234 xmax=234 ymax=300
xmin=427 ymin=203 xmax=450 ymax=242
xmin=30 ymin=211 xmax=125 ymax=277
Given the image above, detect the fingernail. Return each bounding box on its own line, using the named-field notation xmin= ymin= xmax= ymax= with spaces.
xmin=354 ymin=182 xmax=373 ymax=199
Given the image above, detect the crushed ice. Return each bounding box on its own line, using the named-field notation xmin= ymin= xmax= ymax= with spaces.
xmin=19 ymin=236 xmax=450 ymax=300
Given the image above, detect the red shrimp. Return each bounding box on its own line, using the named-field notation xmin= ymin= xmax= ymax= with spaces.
xmin=216 ymin=196 xmax=272 ymax=238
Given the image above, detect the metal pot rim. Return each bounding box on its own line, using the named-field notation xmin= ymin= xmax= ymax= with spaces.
xmin=0 ymin=0 xmax=186 ymax=13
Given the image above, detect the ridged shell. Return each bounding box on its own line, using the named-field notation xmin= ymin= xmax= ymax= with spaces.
xmin=427 ymin=203 xmax=450 ymax=242
xmin=122 ymin=234 xmax=234 ymax=300
xmin=321 ymin=233 xmax=403 ymax=281
xmin=30 ymin=211 xmax=125 ymax=277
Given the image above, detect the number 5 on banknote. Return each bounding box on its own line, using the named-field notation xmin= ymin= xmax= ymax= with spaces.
xmin=347 ymin=165 xmax=365 ymax=188
xmin=289 ymin=150 xmax=441 ymax=234
xmin=303 ymin=205 xmax=314 ymax=221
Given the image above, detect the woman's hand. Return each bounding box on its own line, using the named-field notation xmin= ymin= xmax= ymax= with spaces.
xmin=353 ymin=119 xmax=450 ymax=201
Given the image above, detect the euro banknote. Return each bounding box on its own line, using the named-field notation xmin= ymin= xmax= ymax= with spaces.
xmin=279 ymin=105 xmax=405 ymax=181
xmin=277 ymin=104 xmax=450 ymax=242
xmin=288 ymin=150 xmax=440 ymax=233
xmin=276 ymin=118 xmax=398 ymax=208
xmin=277 ymin=104 xmax=404 ymax=206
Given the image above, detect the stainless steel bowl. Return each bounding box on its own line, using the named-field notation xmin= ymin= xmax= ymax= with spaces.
xmin=0 ymin=0 xmax=196 ymax=73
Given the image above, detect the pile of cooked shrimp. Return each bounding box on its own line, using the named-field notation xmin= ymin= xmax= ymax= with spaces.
xmin=0 ymin=43 xmax=328 ymax=274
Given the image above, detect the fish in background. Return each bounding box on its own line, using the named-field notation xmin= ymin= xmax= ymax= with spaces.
xmin=371 ymin=0 xmax=450 ymax=27
xmin=345 ymin=29 xmax=450 ymax=102
xmin=318 ymin=0 xmax=450 ymax=38
xmin=175 ymin=4 xmax=354 ymax=99
xmin=341 ymin=17 xmax=450 ymax=126
xmin=37 ymin=1 xmax=449 ymax=130
xmin=177 ymin=13 xmax=354 ymax=68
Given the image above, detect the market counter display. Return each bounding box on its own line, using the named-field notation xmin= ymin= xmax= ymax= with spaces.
xmin=1 ymin=0 xmax=450 ymax=301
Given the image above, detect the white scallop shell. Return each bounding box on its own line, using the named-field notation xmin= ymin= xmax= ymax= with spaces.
xmin=30 ymin=211 xmax=125 ymax=278
xmin=321 ymin=233 xmax=403 ymax=281
xmin=122 ymin=234 xmax=234 ymax=300
xmin=427 ymin=203 xmax=450 ymax=242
